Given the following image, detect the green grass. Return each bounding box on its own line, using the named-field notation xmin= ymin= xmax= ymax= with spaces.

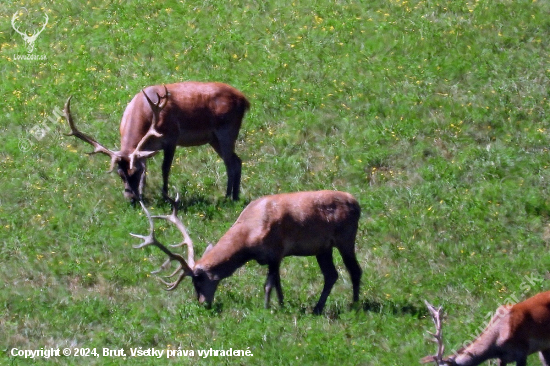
xmin=1 ymin=0 xmax=550 ymax=364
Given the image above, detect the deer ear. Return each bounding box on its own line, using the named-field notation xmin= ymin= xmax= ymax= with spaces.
xmin=203 ymin=243 xmax=214 ymax=256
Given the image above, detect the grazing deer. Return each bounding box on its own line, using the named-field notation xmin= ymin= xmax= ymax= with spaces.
xmin=422 ymin=292 xmax=550 ymax=366
xmin=132 ymin=190 xmax=362 ymax=314
xmin=64 ymin=82 xmax=249 ymax=202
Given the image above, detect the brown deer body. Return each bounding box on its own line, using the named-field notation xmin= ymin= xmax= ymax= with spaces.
xmin=132 ymin=190 xmax=362 ymax=314
xmin=64 ymin=82 xmax=249 ymax=201
xmin=422 ymin=291 xmax=550 ymax=366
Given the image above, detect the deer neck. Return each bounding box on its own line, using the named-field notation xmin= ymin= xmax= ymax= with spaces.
xmin=195 ymin=232 xmax=252 ymax=280
xmin=451 ymin=316 xmax=505 ymax=366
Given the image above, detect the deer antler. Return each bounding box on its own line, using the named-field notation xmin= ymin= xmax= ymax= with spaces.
xmin=128 ymin=85 xmax=170 ymax=170
xmin=64 ymin=96 xmax=122 ymax=172
xmin=151 ymin=193 xmax=195 ymax=267
xmin=131 ymin=196 xmax=194 ymax=291
xmin=421 ymin=301 xmax=446 ymax=365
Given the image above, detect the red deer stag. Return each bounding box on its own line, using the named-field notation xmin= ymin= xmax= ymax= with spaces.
xmin=422 ymin=292 xmax=550 ymax=366
xmin=64 ymin=82 xmax=249 ymax=201
xmin=131 ymin=190 xmax=362 ymax=314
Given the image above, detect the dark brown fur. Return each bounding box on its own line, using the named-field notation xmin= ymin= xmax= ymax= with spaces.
xmin=66 ymin=82 xmax=249 ymax=201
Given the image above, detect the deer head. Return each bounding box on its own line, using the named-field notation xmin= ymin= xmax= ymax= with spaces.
xmin=131 ymin=194 xmax=220 ymax=305
xmin=63 ymin=87 xmax=169 ymax=201
xmin=11 ymin=9 xmax=48 ymax=53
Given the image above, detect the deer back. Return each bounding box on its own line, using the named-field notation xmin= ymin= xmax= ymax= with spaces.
xmin=119 ymin=82 xmax=249 ymax=155
xmin=195 ymin=191 xmax=360 ymax=277
xmin=506 ymin=291 xmax=550 ymax=351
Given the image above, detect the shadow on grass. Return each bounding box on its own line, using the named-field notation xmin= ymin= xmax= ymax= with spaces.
xmin=360 ymin=298 xmax=428 ymax=318
xmin=316 ymin=299 xmax=428 ymax=319
xmin=284 ymin=298 xmax=428 ymax=319
xmin=156 ymin=193 xmax=213 ymax=210
xmin=136 ymin=192 xmax=249 ymax=214
xmin=177 ymin=302 xmax=225 ymax=320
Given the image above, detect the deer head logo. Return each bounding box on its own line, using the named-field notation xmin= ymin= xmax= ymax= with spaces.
xmin=11 ymin=8 xmax=48 ymax=53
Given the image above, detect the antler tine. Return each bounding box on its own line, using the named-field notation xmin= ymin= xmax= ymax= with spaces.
xmin=142 ymin=84 xmax=169 ymax=111
xmin=422 ymin=301 xmax=446 ymax=365
xmin=130 ymin=201 xmax=158 ymax=249
xmin=158 ymin=85 xmax=170 ymax=109
xmin=158 ymin=273 xmax=187 ymax=291
xmin=151 ymin=193 xmax=196 ymax=268
xmin=131 ymin=201 xmax=193 ymax=291
xmin=148 ymin=192 xmax=186 ymax=274
xmin=141 ymin=88 xmax=157 ymax=110
xmin=152 ymin=192 xmax=179 ymax=222
xmin=64 ymin=96 xmax=121 ymax=172
xmin=128 ymin=86 xmax=170 ymax=170
xmin=162 ymin=264 xmax=184 ymax=278
xmin=150 ymin=258 xmax=173 ymax=274
xmin=142 ymin=85 xmax=170 ymax=110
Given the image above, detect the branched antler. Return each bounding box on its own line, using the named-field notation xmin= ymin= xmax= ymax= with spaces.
xmin=64 ymin=96 xmax=122 ymax=172
xmin=151 ymin=193 xmax=195 ymax=267
xmin=421 ymin=301 xmax=446 ymax=365
xmin=131 ymin=196 xmax=194 ymax=291
xmin=128 ymin=85 xmax=170 ymax=170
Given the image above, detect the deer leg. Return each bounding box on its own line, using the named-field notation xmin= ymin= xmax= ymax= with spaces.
xmin=264 ymin=263 xmax=283 ymax=308
xmin=220 ymin=152 xmax=241 ymax=200
xmin=510 ymin=357 xmax=525 ymax=366
xmin=161 ymin=146 xmax=176 ymax=198
xmin=211 ymin=130 xmax=241 ymax=200
xmin=228 ymin=153 xmax=242 ymax=201
xmin=313 ymin=250 xmax=338 ymax=315
xmin=539 ymin=350 xmax=550 ymax=366
xmin=338 ymin=249 xmax=362 ymax=303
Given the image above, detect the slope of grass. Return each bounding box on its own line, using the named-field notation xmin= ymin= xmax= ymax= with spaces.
xmin=1 ymin=0 xmax=550 ymax=364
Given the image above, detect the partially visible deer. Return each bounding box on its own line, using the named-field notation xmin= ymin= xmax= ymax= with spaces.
xmin=131 ymin=190 xmax=362 ymax=314
xmin=64 ymin=82 xmax=249 ymax=202
xmin=422 ymin=292 xmax=550 ymax=366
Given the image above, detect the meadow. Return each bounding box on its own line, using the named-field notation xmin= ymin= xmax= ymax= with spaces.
xmin=1 ymin=0 xmax=550 ymax=364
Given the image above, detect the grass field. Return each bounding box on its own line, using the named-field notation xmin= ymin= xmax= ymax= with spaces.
xmin=1 ymin=0 xmax=550 ymax=364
